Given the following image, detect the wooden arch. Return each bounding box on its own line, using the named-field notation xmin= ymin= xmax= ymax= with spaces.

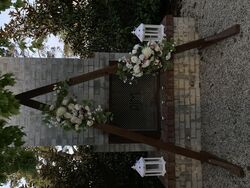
xmin=14 ymin=16 xmax=244 ymax=177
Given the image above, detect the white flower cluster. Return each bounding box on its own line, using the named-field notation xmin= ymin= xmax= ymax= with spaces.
xmin=48 ymin=98 xmax=101 ymax=131
xmin=117 ymin=40 xmax=174 ymax=83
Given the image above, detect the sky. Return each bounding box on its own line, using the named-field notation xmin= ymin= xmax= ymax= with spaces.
xmin=0 ymin=1 xmax=65 ymax=58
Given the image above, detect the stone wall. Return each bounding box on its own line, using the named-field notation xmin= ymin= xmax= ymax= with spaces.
xmin=0 ymin=53 xmax=154 ymax=152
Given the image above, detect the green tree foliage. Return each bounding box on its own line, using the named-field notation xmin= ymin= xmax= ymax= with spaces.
xmin=1 ymin=0 xmax=162 ymax=58
xmin=0 ymin=72 xmax=37 ymax=185
xmin=0 ymin=120 xmax=37 ymax=185
xmin=24 ymin=146 xmax=164 ymax=188
xmin=0 ymin=72 xmax=20 ymax=118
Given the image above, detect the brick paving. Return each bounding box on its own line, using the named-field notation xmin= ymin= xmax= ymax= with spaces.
xmin=158 ymin=17 xmax=202 ymax=188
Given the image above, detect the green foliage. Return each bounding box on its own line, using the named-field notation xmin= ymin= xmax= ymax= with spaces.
xmin=0 ymin=72 xmax=20 ymax=118
xmin=32 ymin=146 xmax=163 ymax=188
xmin=2 ymin=0 xmax=163 ymax=58
xmin=0 ymin=0 xmax=12 ymax=12
xmin=0 ymin=120 xmax=37 ymax=185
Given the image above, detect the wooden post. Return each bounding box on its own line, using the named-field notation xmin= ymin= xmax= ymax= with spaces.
xmin=94 ymin=124 xmax=245 ymax=177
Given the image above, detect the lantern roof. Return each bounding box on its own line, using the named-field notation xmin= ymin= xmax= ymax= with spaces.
xmin=131 ymin=23 xmax=145 ymax=42
xmin=131 ymin=157 xmax=145 ymax=177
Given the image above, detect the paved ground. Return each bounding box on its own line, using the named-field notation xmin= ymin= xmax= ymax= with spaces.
xmin=181 ymin=0 xmax=250 ymax=187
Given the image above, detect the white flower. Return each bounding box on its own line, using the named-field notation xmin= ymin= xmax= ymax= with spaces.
xmin=64 ymin=112 xmax=72 ymax=119
xmin=133 ymin=44 xmax=140 ymax=50
xmin=133 ymin=64 xmax=141 ymax=74
xmin=56 ymin=117 xmax=61 ymax=122
xmin=154 ymin=44 xmax=160 ymax=52
xmin=56 ymin=107 xmax=67 ymax=117
xmin=139 ymin=54 xmax=145 ymax=61
xmin=131 ymin=56 xmax=139 ymax=64
xmin=87 ymin=120 xmax=94 ymax=126
xmin=75 ymin=118 xmax=82 ymax=125
xmin=132 ymin=49 xmax=137 ymax=54
xmin=62 ymin=99 xmax=69 ymax=106
xmin=68 ymin=103 xmax=75 ymax=111
xmin=126 ymin=62 xmax=133 ymax=69
xmin=141 ymin=60 xmax=150 ymax=68
xmin=49 ymin=105 xmax=55 ymax=111
xmin=165 ymin=52 xmax=171 ymax=60
xmin=142 ymin=47 xmax=153 ymax=59
xmin=154 ymin=59 xmax=160 ymax=65
xmin=74 ymin=104 xmax=81 ymax=110
xmin=71 ymin=116 xmax=81 ymax=124
xmin=96 ymin=105 xmax=103 ymax=112
xmin=75 ymin=124 xmax=79 ymax=131
xmin=85 ymin=106 xmax=90 ymax=112
xmin=53 ymin=84 xmax=57 ymax=91
xmin=72 ymin=110 xmax=78 ymax=116
xmin=147 ymin=41 xmax=156 ymax=46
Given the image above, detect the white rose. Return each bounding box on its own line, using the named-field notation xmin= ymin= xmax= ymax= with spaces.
xmin=139 ymin=54 xmax=145 ymax=61
xmin=141 ymin=60 xmax=150 ymax=68
xmin=131 ymin=56 xmax=139 ymax=64
xmin=56 ymin=117 xmax=61 ymax=122
xmin=64 ymin=112 xmax=72 ymax=119
xmin=74 ymin=104 xmax=81 ymax=110
xmin=62 ymin=99 xmax=69 ymax=106
xmin=165 ymin=52 xmax=171 ymax=60
xmin=85 ymin=106 xmax=90 ymax=112
xmin=49 ymin=105 xmax=55 ymax=111
xmin=75 ymin=124 xmax=79 ymax=131
xmin=154 ymin=45 xmax=160 ymax=52
xmin=132 ymin=49 xmax=137 ymax=54
xmin=133 ymin=44 xmax=140 ymax=50
xmin=71 ymin=116 xmax=81 ymax=124
xmin=133 ymin=64 xmax=141 ymax=74
xmin=87 ymin=120 xmax=94 ymax=126
xmin=142 ymin=47 xmax=153 ymax=59
xmin=68 ymin=103 xmax=75 ymax=111
xmin=56 ymin=107 xmax=66 ymax=117
xmin=75 ymin=118 xmax=82 ymax=125
xmin=126 ymin=62 xmax=133 ymax=69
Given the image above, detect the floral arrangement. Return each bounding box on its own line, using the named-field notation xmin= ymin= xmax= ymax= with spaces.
xmin=116 ymin=39 xmax=175 ymax=83
xmin=42 ymin=82 xmax=112 ymax=132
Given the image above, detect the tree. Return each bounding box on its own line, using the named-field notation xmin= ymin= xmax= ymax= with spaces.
xmin=15 ymin=146 xmax=163 ymax=188
xmin=1 ymin=0 xmax=162 ymax=58
xmin=0 ymin=120 xmax=37 ymax=185
xmin=0 ymin=72 xmax=37 ymax=185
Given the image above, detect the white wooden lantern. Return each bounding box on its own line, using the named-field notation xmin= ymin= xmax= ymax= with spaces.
xmin=132 ymin=23 xmax=165 ymax=42
xmin=131 ymin=157 xmax=166 ymax=177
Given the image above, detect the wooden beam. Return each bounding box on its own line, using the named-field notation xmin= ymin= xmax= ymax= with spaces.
xmin=94 ymin=123 xmax=245 ymax=177
xmin=15 ymin=64 xmax=118 ymax=100
xmin=16 ymin=98 xmax=245 ymax=177
xmin=18 ymin=98 xmax=48 ymax=110
xmin=175 ymin=24 xmax=240 ymax=53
